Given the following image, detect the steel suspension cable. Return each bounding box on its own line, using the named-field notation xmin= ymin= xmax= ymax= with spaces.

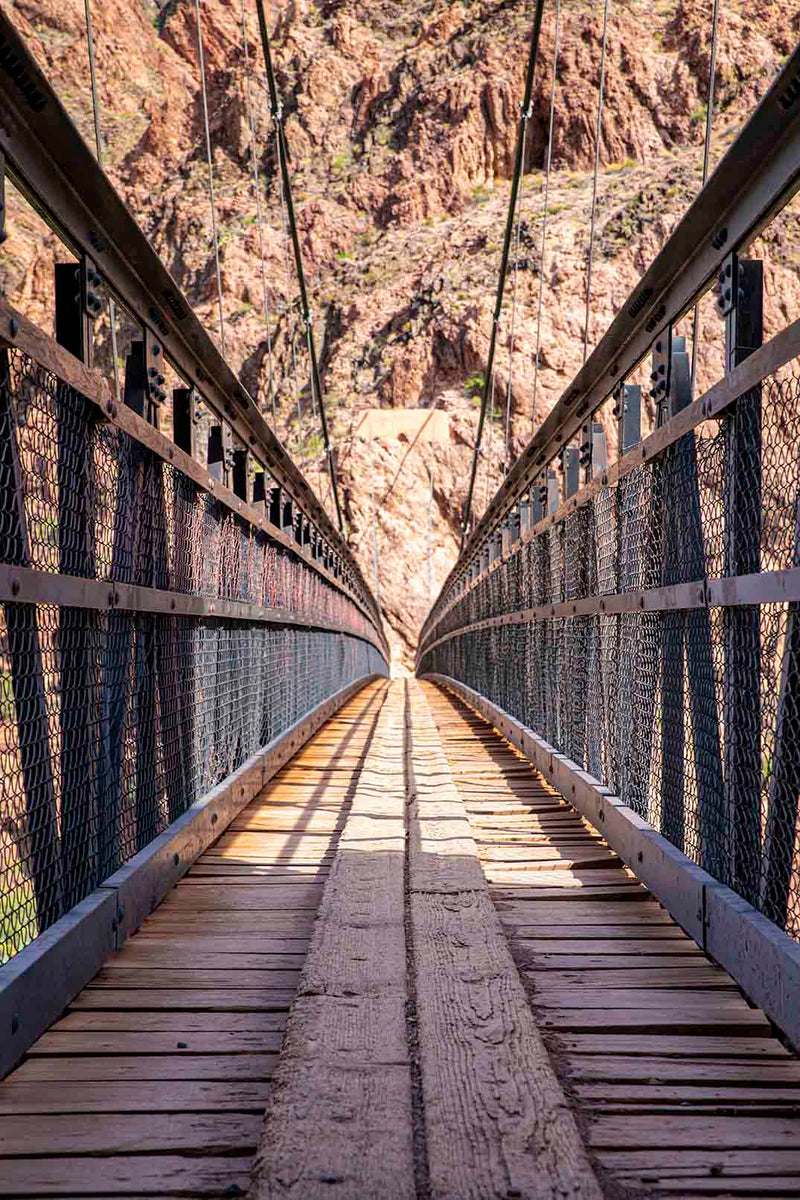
xmin=240 ymin=0 xmax=276 ymax=425
xmin=690 ymin=0 xmax=721 ymax=394
xmin=254 ymin=0 xmax=344 ymax=532
xmin=503 ymin=158 xmax=526 ymax=472
xmin=531 ymin=0 xmax=561 ymax=430
xmin=193 ymin=0 xmax=227 ymax=358
xmin=460 ymin=0 xmax=547 ymax=552
xmin=582 ymin=0 xmax=610 ymax=365
xmin=276 ymin=115 xmax=301 ymax=430
xmin=83 ymin=0 xmax=120 ymax=401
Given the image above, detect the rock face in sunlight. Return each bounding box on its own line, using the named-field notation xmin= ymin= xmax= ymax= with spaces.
xmin=3 ymin=0 xmax=798 ymax=668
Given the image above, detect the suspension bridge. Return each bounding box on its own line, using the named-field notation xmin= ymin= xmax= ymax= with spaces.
xmin=1 ymin=1 xmax=800 ymax=1196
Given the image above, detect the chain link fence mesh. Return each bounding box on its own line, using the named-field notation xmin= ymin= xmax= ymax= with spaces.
xmin=0 ymin=348 xmax=386 ymax=963
xmin=420 ymin=368 xmax=800 ymax=944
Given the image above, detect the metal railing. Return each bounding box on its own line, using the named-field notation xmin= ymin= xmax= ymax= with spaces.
xmin=0 ymin=15 xmax=388 ymax=964
xmin=418 ymin=44 xmax=800 ymax=947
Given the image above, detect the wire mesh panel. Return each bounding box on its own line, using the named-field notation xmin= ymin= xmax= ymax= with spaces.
xmin=419 ymin=365 xmax=800 ymax=944
xmin=0 ymin=348 xmax=386 ymax=963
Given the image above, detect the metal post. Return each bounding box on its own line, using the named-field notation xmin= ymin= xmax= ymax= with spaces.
xmin=720 ymin=254 xmax=763 ymax=904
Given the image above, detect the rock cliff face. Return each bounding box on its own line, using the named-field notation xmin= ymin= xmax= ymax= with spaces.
xmin=3 ymin=0 xmax=798 ymax=670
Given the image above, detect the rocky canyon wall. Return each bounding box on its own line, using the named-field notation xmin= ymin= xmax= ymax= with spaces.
xmin=2 ymin=0 xmax=798 ymax=670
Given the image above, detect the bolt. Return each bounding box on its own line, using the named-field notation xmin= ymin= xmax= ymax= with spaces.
xmin=10 ymin=578 xmax=19 ymax=597
xmin=11 ymin=1013 xmax=20 ymax=1035
xmin=9 ymin=317 xmax=18 ymax=338
xmin=152 ymin=343 xmax=161 ymax=356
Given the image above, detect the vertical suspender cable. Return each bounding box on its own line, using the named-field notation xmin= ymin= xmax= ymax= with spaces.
xmin=240 ymin=0 xmax=276 ymax=425
xmin=427 ymin=460 xmax=433 ymax=604
xmin=460 ymin=0 xmax=547 ymax=552
xmin=254 ymin=0 xmax=344 ymax=533
xmin=83 ymin=0 xmax=120 ymax=401
xmin=582 ymin=0 xmax=610 ymax=365
xmin=503 ymin=167 xmax=525 ymax=472
xmin=194 ymin=0 xmax=227 ymax=359
xmin=532 ymin=0 xmax=561 ymax=430
xmin=690 ymin=0 xmax=721 ymax=394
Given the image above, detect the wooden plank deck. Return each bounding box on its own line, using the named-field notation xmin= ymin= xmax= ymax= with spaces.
xmin=0 ymin=679 xmax=389 ymax=1198
xmin=4 ymin=674 xmax=800 ymax=1198
xmin=422 ymin=681 xmax=800 ymax=1199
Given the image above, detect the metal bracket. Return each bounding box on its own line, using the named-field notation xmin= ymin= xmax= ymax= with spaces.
xmin=232 ymin=445 xmax=249 ymax=504
xmin=252 ymin=469 xmax=266 ymax=517
xmin=562 ymin=445 xmax=580 ymax=499
xmin=546 ymin=467 xmax=560 ymax=515
xmin=580 ymin=422 xmax=607 ymax=483
xmin=172 ymin=386 xmax=197 ymax=458
xmin=55 ymin=254 xmax=100 ymax=365
xmin=532 ymin=475 xmax=546 ymax=525
xmin=721 ymin=253 xmax=764 ymax=372
xmin=615 ymin=382 xmax=641 ymax=455
xmin=124 ymin=328 xmax=166 ymax=426
xmin=207 ymin=423 xmax=233 ymax=485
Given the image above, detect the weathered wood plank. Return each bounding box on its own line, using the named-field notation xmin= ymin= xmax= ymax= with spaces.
xmin=564 ymin=1058 xmax=800 ymax=1082
xmin=558 ymin=1034 xmax=790 ymax=1058
xmin=524 ymin=967 xmax=735 ymax=989
xmin=250 ymin=679 xmax=416 ymax=1200
xmin=0 ymin=1079 xmax=270 ymax=1115
xmin=157 ymin=883 xmax=324 ymax=910
xmin=31 ymin=1031 xmax=284 ymax=1056
xmin=87 ymin=968 xmax=302 ymax=989
xmin=15 ymin=1054 xmax=277 ymax=1082
xmin=0 ymin=1155 xmax=253 ymax=1196
xmin=69 ymin=988 xmax=296 ymax=1011
xmin=52 ymin=1011 xmax=287 ymax=1033
xmin=576 ymin=1081 xmax=800 ymax=1104
xmin=0 ymin=1112 xmax=261 ymax=1156
xmin=589 ymin=1114 xmax=800 ymax=1148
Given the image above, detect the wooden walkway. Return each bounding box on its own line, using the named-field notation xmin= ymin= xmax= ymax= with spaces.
xmin=0 ymin=680 xmax=388 ymax=1198
xmin=423 ymin=682 xmax=800 ymax=1198
xmin=2 ymin=676 xmax=800 ymax=1197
